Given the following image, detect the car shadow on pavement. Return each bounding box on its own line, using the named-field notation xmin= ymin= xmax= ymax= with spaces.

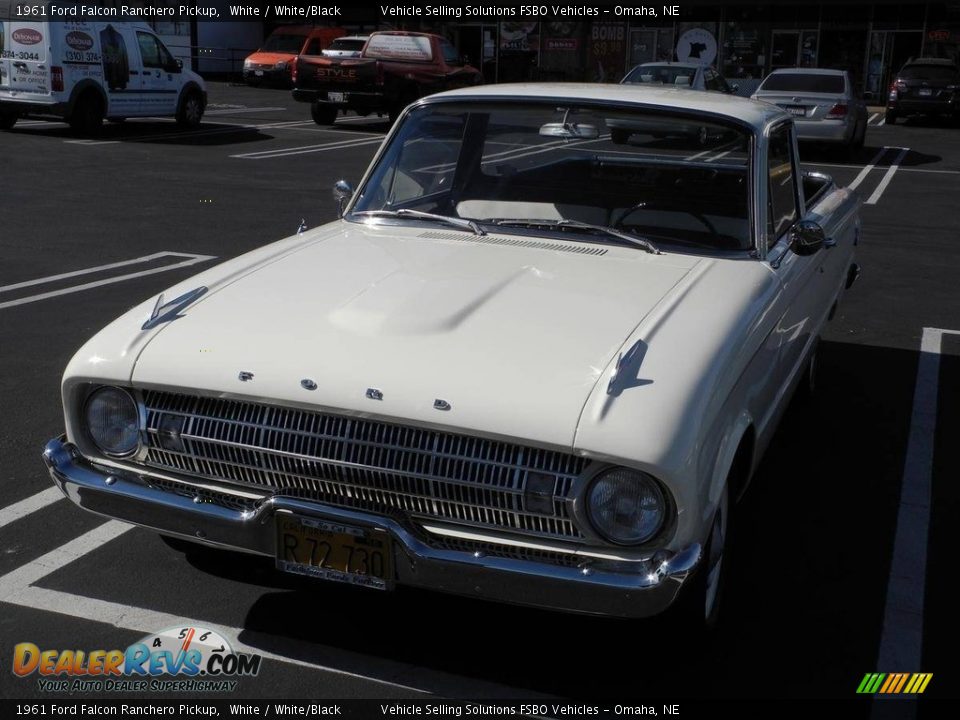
xmin=10 ymin=120 xmax=280 ymax=146
xmin=219 ymin=339 xmax=921 ymax=704
xmin=891 ymin=115 xmax=960 ymax=130
xmin=800 ymin=143 xmax=942 ymax=167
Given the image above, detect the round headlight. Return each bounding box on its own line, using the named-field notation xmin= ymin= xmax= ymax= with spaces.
xmin=587 ymin=468 xmax=666 ymax=545
xmin=84 ymin=387 xmax=140 ymax=456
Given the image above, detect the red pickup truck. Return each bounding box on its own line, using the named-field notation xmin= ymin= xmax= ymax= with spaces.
xmin=292 ymin=31 xmax=483 ymax=124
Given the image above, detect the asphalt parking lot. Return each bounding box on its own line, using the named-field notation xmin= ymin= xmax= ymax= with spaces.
xmin=1 ymin=82 xmax=958 ymax=711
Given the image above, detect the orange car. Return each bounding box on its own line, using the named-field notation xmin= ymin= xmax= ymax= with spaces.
xmin=243 ymin=26 xmax=346 ymax=86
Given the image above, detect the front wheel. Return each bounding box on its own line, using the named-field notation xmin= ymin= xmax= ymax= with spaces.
xmin=176 ymin=89 xmax=204 ymax=128
xmin=310 ymin=102 xmax=337 ymax=125
xmin=671 ymin=483 xmax=730 ymax=630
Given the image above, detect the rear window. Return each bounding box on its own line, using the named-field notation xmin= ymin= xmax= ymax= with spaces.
xmin=364 ymin=34 xmax=432 ymax=62
xmin=760 ymin=73 xmax=845 ymax=93
xmin=899 ymin=65 xmax=959 ymax=81
xmin=326 ymin=38 xmax=366 ymax=53
xmin=624 ymin=65 xmax=694 ymax=87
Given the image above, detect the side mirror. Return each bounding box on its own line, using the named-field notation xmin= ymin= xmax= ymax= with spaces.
xmin=333 ymin=179 xmax=354 ymax=217
xmin=176 ymin=58 xmax=183 ymax=69
xmin=791 ymin=220 xmax=826 ymax=255
xmin=730 ymin=83 xmax=739 ymax=93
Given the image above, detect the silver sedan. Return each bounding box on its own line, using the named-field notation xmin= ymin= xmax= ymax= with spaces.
xmin=752 ymin=68 xmax=867 ymax=153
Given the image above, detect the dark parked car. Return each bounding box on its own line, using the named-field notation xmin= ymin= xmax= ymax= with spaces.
xmin=886 ymin=57 xmax=960 ymax=124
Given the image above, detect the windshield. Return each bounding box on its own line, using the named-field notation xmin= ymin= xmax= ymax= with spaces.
xmin=262 ymin=34 xmax=307 ymax=54
xmin=349 ymin=102 xmax=753 ymax=252
xmin=624 ymin=65 xmax=695 ymax=86
xmin=759 ymin=73 xmax=845 ymax=93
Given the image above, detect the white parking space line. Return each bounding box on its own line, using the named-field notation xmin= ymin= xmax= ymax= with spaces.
xmin=0 ymin=251 xmax=215 ymax=310
xmin=64 ymin=119 xmax=314 ymax=146
xmin=203 ymin=107 xmax=287 ymax=115
xmin=803 ymin=161 xmax=960 ymax=177
xmin=874 ymin=327 xmax=958 ymax=719
xmin=0 ymin=251 xmax=188 ymax=293
xmin=0 ymin=520 xmax=543 ymax=698
xmin=847 ymin=146 xmax=892 ymax=191
xmin=869 ymin=112 xmax=879 ymax=124
xmin=0 ymin=520 xmax=132 ymax=594
xmin=877 ymin=118 xmax=886 ymax=127
xmin=866 ymin=147 xmax=909 ymax=205
xmin=230 ymin=136 xmax=383 ymax=159
xmin=0 ymin=488 xmax=64 ymax=530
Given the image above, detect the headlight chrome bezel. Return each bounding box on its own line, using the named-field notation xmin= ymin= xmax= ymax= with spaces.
xmin=82 ymin=386 xmax=142 ymax=458
xmin=585 ymin=466 xmax=669 ymax=546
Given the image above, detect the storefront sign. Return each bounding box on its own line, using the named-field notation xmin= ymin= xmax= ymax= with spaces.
xmin=676 ymin=28 xmax=717 ymax=66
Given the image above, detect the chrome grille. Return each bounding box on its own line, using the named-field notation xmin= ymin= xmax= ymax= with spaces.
xmin=141 ymin=391 xmax=588 ymax=540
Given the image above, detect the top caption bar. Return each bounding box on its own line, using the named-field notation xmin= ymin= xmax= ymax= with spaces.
xmin=2 ymin=1 xmax=725 ymax=23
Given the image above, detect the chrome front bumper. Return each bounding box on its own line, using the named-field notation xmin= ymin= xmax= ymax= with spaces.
xmin=43 ymin=436 xmax=700 ymax=618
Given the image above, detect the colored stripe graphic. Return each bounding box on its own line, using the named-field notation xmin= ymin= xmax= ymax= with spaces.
xmin=858 ymin=672 xmax=932 ymax=694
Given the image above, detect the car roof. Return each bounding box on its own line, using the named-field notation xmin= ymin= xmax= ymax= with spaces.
xmin=903 ymin=57 xmax=957 ymax=66
xmin=336 ymin=36 xmax=370 ymax=42
xmin=635 ymin=62 xmax=702 ymax=70
xmin=427 ymin=82 xmax=788 ymax=129
xmin=766 ymin=68 xmax=846 ymax=76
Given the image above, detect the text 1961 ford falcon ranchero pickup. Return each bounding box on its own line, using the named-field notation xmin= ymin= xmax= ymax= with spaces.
xmin=44 ymin=83 xmax=860 ymax=626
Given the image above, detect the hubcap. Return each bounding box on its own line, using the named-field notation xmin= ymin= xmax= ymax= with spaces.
xmin=187 ymin=98 xmax=201 ymax=124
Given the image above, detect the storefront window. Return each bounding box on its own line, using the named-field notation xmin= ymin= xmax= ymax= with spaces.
xmin=721 ymin=21 xmax=768 ymax=80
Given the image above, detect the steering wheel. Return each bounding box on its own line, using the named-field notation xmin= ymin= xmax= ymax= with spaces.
xmin=614 ymin=199 xmax=719 ymax=238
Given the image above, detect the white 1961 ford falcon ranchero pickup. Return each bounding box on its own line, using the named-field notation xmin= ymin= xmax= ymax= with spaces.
xmin=44 ymin=83 xmax=860 ymax=626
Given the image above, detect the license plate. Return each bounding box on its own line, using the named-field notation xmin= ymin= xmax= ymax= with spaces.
xmin=254 ymin=70 xmax=263 ymax=77
xmin=783 ymin=105 xmax=806 ymax=116
xmin=327 ymin=92 xmax=345 ymax=102
xmin=276 ymin=515 xmax=394 ymax=589
xmin=918 ymin=88 xmax=933 ymax=96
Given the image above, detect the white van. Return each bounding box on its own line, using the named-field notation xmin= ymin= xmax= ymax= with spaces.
xmin=1 ymin=11 xmax=206 ymax=134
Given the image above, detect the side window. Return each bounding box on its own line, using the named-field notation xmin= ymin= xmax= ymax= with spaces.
xmin=767 ymin=125 xmax=799 ymax=246
xmin=304 ymin=39 xmax=322 ymax=55
xmin=440 ymin=40 xmax=460 ymax=65
xmin=137 ymin=32 xmax=162 ymax=69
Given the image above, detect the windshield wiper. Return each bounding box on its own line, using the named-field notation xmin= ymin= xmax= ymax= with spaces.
xmin=492 ymin=218 xmax=660 ymax=255
xmin=352 ymin=209 xmax=485 ymax=236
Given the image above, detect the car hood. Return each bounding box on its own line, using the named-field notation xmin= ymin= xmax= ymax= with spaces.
xmin=128 ymin=223 xmax=703 ymax=448
xmin=246 ymin=51 xmax=297 ymax=66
